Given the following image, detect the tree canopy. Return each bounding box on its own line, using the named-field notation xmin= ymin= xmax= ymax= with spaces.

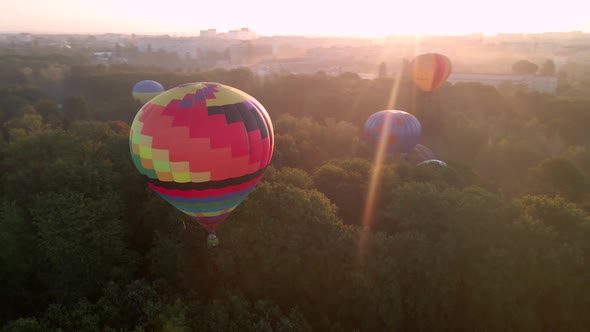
xmin=1 ymin=56 xmax=590 ymax=331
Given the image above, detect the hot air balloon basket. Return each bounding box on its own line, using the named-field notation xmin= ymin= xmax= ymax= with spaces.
xmin=207 ymin=232 xmax=219 ymax=247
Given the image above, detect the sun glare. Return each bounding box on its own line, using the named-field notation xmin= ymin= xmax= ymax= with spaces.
xmin=1 ymin=0 xmax=589 ymax=35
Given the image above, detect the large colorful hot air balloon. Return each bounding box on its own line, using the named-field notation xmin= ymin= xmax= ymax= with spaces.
xmin=401 ymin=144 xmax=435 ymax=165
xmin=364 ymin=110 xmax=421 ymax=155
xmin=410 ymin=53 xmax=452 ymax=92
xmin=129 ymin=82 xmax=274 ymax=246
xmin=132 ymin=80 xmax=165 ymax=104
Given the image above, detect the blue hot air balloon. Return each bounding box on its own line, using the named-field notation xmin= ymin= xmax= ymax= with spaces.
xmin=364 ymin=110 xmax=421 ymax=155
xmin=132 ymin=80 xmax=165 ymax=104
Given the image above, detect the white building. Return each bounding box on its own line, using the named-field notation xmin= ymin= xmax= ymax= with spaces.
xmin=227 ymin=28 xmax=255 ymax=40
xmin=553 ymin=49 xmax=590 ymax=70
xmin=200 ymin=29 xmax=217 ymax=38
xmin=93 ymin=52 xmax=112 ymax=64
xmin=448 ymin=73 xmax=558 ymax=94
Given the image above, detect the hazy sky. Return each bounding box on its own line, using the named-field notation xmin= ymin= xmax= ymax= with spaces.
xmin=2 ymin=0 xmax=589 ymax=36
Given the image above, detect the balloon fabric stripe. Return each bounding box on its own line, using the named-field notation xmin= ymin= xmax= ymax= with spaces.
xmin=432 ymin=55 xmax=443 ymax=91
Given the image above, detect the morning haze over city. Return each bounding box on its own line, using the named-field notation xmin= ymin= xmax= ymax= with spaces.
xmin=2 ymin=0 xmax=589 ymax=93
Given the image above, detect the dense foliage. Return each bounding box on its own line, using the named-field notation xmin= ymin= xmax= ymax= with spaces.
xmin=1 ymin=54 xmax=590 ymax=331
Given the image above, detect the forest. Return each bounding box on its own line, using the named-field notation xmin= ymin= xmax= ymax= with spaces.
xmin=1 ymin=51 xmax=590 ymax=331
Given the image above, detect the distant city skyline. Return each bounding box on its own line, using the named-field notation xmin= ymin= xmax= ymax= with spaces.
xmin=2 ymin=0 xmax=590 ymax=37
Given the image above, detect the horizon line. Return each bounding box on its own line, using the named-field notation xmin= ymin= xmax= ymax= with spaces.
xmin=1 ymin=29 xmax=589 ymax=39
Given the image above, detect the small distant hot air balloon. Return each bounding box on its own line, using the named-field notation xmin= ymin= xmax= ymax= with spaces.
xmin=129 ymin=82 xmax=274 ymax=246
xmin=410 ymin=53 xmax=452 ymax=92
xmin=132 ymin=80 xmax=165 ymax=104
xmin=417 ymin=159 xmax=447 ymax=167
xmin=364 ymin=110 xmax=421 ymax=155
xmin=401 ymin=144 xmax=435 ymax=165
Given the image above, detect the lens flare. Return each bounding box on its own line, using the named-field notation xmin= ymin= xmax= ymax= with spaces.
xmin=357 ymin=63 xmax=405 ymax=267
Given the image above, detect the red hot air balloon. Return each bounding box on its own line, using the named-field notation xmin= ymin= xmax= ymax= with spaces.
xmin=129 ymin=82 xmax=274 ymax=246
xmin=410 ymin=53 xmax=452 ymax=92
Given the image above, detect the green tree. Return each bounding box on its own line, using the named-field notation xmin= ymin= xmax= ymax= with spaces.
xmin=195 ymin=181 xmax=404 ymax=330
xmin=0 ymin=201 xmax=42 ymax=322
xmin=384 ymin=184 xmax=532 ymax=330
xmin=3 ymin=112 xmax=44 ymax=141
xmin=0 ymin=86 xmax=44 ymax=123
xmin=34 ymin=99 xmax=62 ymax=127
xmin=271 ymin=115 xmax=361 ymax=171
xmin=193 ymin=294 xmax=311 ymax=332
xmin=225 ymin=67 xmax=256 ymax=91
xmin=2 ymin=318 xmax=46 ymax=332
xmin=517 ymin=195 xmax=589 ymax=236
xmin=379 ymin=182 xmax=458 ymax=236
xmin=337 ymin=72 xmax=360 ymax=80
xmin=62 ymin=96 xmax=89 ymax=128
xmin=264 ymin=166 xmax=314 ymax=190
xmin=29 ymin=191 xmax=134 ymax=302
xmin=313 ymin=158 xmax=374 ymax=226
xmin=538 ymin=59 xmax=556 ymax=76
xmin=509 ymin=202 xmax=590 ymax=330
xmin=378 ymin=61 xmax=388 ymax=79
xmin=527 ymin=157 xmax=588 ymax=202
xmin=512 ymin=59 xmax=539 ymax=75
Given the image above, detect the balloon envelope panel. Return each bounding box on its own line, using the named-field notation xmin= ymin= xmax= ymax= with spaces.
xmin=129 ymin=82 xmax=274 ymax=231
xmin=132 ymin=80 xmax=165 ymax=104
xmin=411 ymin=53 xmax=452 ymax=92
xmin=364 ymin=110 xmax=421 ymax=154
